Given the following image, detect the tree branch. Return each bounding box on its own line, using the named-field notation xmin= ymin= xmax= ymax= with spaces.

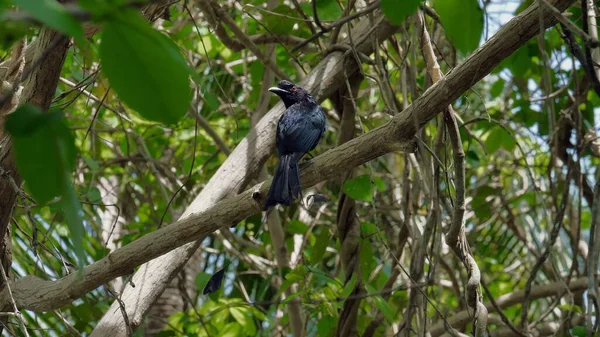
xmin=430 ymin=276 xmax=595 ymax=336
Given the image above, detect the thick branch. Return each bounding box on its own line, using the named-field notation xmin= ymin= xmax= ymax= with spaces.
xmin=430 ymin=276 xmax=595 ymax=336
xmin=0 ymin=0 xmax=577 ymax=314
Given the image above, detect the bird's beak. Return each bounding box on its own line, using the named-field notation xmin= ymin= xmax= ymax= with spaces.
xmin=268 ymin=87 xmax=290 ymax=95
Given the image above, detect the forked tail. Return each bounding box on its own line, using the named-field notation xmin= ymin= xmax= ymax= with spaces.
xmin=264 ymin=154 xmax=301 ymax=210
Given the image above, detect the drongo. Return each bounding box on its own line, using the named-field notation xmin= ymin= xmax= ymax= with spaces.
xmin=264 ymin=80 xmax=327 ymax=210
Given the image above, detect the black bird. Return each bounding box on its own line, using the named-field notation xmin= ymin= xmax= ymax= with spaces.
xmin=264 ymin=80 xmax=327 ymax=210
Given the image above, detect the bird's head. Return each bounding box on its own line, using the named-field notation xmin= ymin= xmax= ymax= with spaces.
xmin=268 ymin=80 xmax=310 ymax=108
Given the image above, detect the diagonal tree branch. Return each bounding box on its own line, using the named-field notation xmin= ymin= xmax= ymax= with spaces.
xmin=0 ymin=0 xmax=576 ymax=328
xmin=90 ymin=9 xmax=399 ymax=337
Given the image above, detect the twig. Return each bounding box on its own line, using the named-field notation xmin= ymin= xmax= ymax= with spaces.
xmin=520 ymin=165 xmax=572 ymax=330
xmin=539 ymin=0 xmax=600 ymax=48
xmin=330 ymin=0 xmax=356 ymax=44
xmin=481 ymin=278 xmax=526 ymax=337
xmin=587 ymin=178 xmax=600 ymax=336
xmin=290 ymin=1 xmax=380 ymax=53
xmin=334 ymin=73 xmax=363 ymax=337
xmin=0 ymin=266 xmax=29 ymax=337
xmin=206 ymin=0 xmax=290 ymax=81
xmin=416 ymin=11 xmax=487 ymax=335
xmin=191 ymin=110 xmax=231 ymax=156
xmin=311 ymin=0 xmax=326 ymax=31
xmin=104 ymin=286 xmax=133 ymax=336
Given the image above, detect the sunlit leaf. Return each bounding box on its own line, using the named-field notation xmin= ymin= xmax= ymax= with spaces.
xmin=341 ymin=273 xmax=358 ymax=299
xmin=310 ymin=226 xmax=329 ymax=265
xmin=366 ymin=284 xmax=396 ymax=323
xmin=220 ymin=322 xmax=241 ymax=337
xmin=343 ymin=174 xmax=373 ymax=202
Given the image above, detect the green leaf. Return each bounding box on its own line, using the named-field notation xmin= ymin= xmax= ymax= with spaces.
xmin=300 ymin=0 xmax=341 ymax=22
xmin=263 ymin=5 xmax=296 ymax=35
xmin=220 ymin=323 xmax=241 ymax=337
xmin=341 ymin=273 xmax=358 ymax=299
xmin=366 ymin=284 xmax=396 ymax=323
xmin=6 ymin=105 xmax=77 ymax=204
xmin=310 ymin=227 xmax=329 ymax=265
xmin=490 ymin=79 xmax=505 ymax=98
xmin=278 ymin=277 xmax=296 ymax=297
xmin=343 ymin=174 xmax=373 ymax=202
xmin=317 ymin=315 xmax=335 ymax=337
xmin=285 ymin=266 xmax=307 ymax=282
xmin=277 ymin=267 xmax=306 ymax=297
xmin=571 ymin=326 xmax=586 ymax=337
xmin=508 ymin=45 xmax=532 ymax=78
xmin=0 ymin=20 xmax=30 ymax=50
xmin=484 ymin=126 xmax=516 ymax=153
xmin=55 ymin=223 xmax=69 ymax=237
xmin=99 ymin=9 xmax=192 ymax=125
xmin=472 ymin=185 xmax=497 ymax=220
xmin=82 ymin=155 xmax=100 ymax=172
xmin=230 ymin=307 xmax=255 ymax=335
xmin=11 ymin=0 xmax=84 ymax=42
xmin=6 ymin=105 xmax=86 ymax=266
xmin=360 ymin=222 xmax=378 ymax=237
xmin=287 ymin=220 xmax=308 ymax=234
xmin=372 ymin=176 xmax=387 ymax=192
xmin=282 ymin=291 xmax=302 ymax=304
xmin=194 ymin=272 xmax=213 ymax=290
xmin=61 ymin=179 xmax=86 ymax=266
xmin=381 ymin=0 xmax=421 ymax=25
xmin=86 ymin=187 xmax=102 ymax=202
xmin=434 ymin=0 xmax=483 ymax=54
xmin=359 ymin=238 xmax=374 ymax=281
xmin=557 ymin=304 xmax=583 ymax=314
xmin=203 ymin=91 xmax=220 ymax=112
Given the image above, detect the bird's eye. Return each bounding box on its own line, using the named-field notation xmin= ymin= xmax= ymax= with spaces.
xmin=291 ymin=86 xmax=297 ymax=92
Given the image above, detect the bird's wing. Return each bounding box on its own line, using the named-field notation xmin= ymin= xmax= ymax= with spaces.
xmin=277 ymin=106 xmax=325 ymax=155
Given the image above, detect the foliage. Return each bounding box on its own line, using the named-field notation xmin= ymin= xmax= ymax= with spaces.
xmin=0 ymin=0 xmax=595 ymax=336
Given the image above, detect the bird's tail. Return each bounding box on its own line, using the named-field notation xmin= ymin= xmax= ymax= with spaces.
xmin=264 ymin=154 xmax=301 ymax=210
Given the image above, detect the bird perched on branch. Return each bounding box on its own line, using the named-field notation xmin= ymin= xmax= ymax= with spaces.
xmin=264 ymin=80 xmax=327 ymax=211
